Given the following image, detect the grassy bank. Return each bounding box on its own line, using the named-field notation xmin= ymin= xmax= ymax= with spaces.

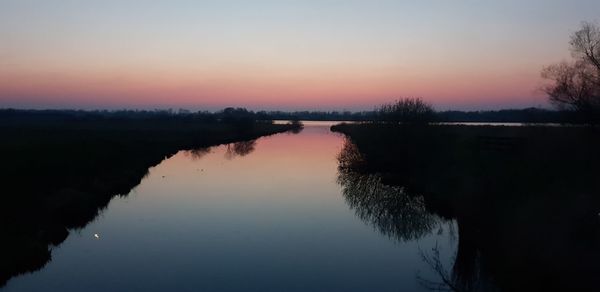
xmin=332 ymin=123 xmax=599 ymax=201
xmin=331 ymin=123 xmax=600 ymax=291
xmin=0 ymin=111 xmax=298 ymax=286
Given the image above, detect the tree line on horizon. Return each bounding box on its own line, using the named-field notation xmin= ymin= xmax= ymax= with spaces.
xmin=2 ymin=23 xmax=599 ymax=125
xmin=0 ymin=106 xmax=581 ymax=124
xmin=4 ymin=20 xmax=600 ymax=128
xmin=363 ymin=21 xmax=600 ymax=125
xmin=0 ymin=105 xmax=584 ymax=124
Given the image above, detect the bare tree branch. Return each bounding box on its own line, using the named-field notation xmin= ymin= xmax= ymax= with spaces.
xmin=542 ymin=22 xmax=600 ymax=123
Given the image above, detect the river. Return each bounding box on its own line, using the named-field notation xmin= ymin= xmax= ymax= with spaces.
xmin=3 ymin=123 xmax=455 ymax=292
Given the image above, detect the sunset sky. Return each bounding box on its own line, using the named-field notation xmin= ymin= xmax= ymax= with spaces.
xmin=1 ymin=0 xmax=599 ymax=111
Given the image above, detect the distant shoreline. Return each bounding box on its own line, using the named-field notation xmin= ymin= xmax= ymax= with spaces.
xmin=0 ymin=107 xmax=582 ymax=124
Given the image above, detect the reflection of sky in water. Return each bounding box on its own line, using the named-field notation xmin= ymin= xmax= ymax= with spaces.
xmin=3 ymin=125 xmax=456 ymax=292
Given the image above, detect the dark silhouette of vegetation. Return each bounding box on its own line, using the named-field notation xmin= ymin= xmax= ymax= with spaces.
xmin=0 ymin=105 xmax=578 ymax=125
xmin=186 ymin=146 xmax=213 ymax=160
xmin=417 ymin=244 xmax=462 ymax=292
xmin=225 ymin=140 xmax=257 ymax=159
xmin=265 ymin=110 xmax=375 ymax=121
xmin=0 ymin=109 xmax=298 ymax=287
xmin=337 ymin=158 xmax=443 ymax=242
xmin=288 ymin=119 xmax=304 ymax=128
xmin=332 ymin=123 xmax=600 ymax=291
xmin=263 ymin=108 xmax=576 ymax=123
xmin=219 ymin=107 xmax=269 ymax=130
xmin=35 ymin=107 xmax=567 ymax=124
xmin=287 ymin=119 xmax=304 ymax=134
xmin=435 ymin=108 xmax=570 ymax=123
xmin=375 ymin=97 xmax=436 ymax=124
xmin=542 ymin=22 xmax=600 ymax=123
xmin=337 ymin=140 xmax=447 ymax=241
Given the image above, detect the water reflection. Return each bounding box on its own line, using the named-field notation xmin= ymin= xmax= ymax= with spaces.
xmin=5 ymin=123 xmax=452 ymax=292
xmin=337 ymin=170 xmax=443 ymax=242
xmin=187 ymin=140 xmax=259 ymax=162
xmin=225 ymin=140 xmax=257 ymax=159
xmin=418 ymin=244 xmax=497 ymax=292
xmin=0 ymin=160 xmax=158 ymax=287
xmin=337 ymin=168 xmax=469 ymax=291
xmin=334 ymin=126 xmax=600 ymax=292
xmin=186 ymin=147 xmax=212 ymax=160
xmin=337 ymin=138 xmax=463 ymax=290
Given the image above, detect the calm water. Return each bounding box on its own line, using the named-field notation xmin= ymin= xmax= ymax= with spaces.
xmin=3 ymin=123 xmax=455 ymax=292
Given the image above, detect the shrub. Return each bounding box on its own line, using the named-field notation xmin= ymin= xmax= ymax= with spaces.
xmin=376 ymin=98 xmax=435 ymax=124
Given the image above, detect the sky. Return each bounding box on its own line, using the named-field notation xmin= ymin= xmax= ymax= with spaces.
xmin=1 ymin=0 xmax=600 ymax=111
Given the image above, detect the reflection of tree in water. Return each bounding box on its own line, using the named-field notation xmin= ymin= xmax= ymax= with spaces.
xmin=186 ymin=147 xmax=212 ymax=160
xmin=335 ymin=124 xmax=600 ymax=291
xmin=338 ymin=170 xmax=440 ymax=241
xmin=337 ymin=138 xmax=494 ymax=291
xmin=225 ymin=140 xmax=257 ymax=159
xmin=187 ymin=140 xmax=257 ymax=161
xmin=290 ymin=127 xmax=303 ymax=134
xmin=337 ymin=138 xmax=365 ymax=170
xmin=418 ymin=244 xmax=458 ymax=292
xmin=337 ymin=138 xmax=442 ymax=242
xmin=418 ymin=244 xmax=497 ymax=292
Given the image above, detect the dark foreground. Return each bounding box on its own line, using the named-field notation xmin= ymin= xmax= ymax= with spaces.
xmin=332 ymin=123 xmax=600 ymax=291
xmin=0 ymin=111 xmax=298 ymax=286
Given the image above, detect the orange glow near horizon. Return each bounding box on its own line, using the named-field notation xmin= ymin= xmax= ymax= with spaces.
xmin=2 ymin=0 xmax=596 ymax=110
xmin=0 ymin=62 xmax=548 ymax=110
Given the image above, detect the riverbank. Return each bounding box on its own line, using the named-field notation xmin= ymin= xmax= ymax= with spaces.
xmin=331 ymin=123 xmax=600 ymax=291
xmin=331 ymin=123 xmax=599 ymax=196
xmin=0 ymin=112 xmax=299 ymax=286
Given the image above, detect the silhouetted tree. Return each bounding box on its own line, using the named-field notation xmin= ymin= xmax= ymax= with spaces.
xmin=542 ymin=22 xmax=600 ymax=123
xmin=376 ymin=97 xmax=435 ymax=124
